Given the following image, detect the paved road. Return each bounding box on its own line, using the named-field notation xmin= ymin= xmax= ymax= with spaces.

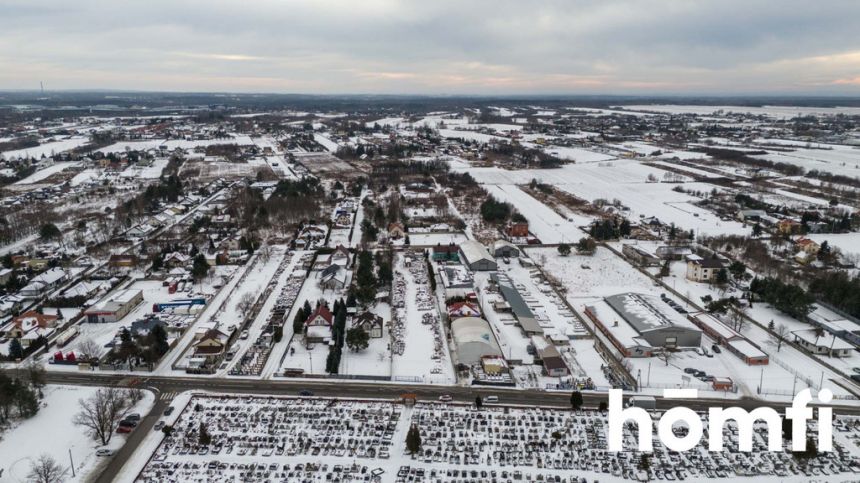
xmin=36 ymin=371 xmax=860 ymax=413
xmin=92 ymin=392 xmax=169 ymax=483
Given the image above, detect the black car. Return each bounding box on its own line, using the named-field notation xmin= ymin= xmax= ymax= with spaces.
xmin=163 ymin=406 xmax=175 ymax=416
xmin=299 ymin=390 xmax=314 ymax=397
xmin=683 ymin=367 xmax=697 ymax=374
xmin=712 ymin=344 xmax=722 ymax=354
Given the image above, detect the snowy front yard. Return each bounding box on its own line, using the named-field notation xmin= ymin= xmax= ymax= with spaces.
xmin=0 ymin=385 xmax=154 ymax=483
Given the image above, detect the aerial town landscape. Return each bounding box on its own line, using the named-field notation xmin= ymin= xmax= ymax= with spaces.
xmin=0 ymin=93 xmax=859 ymax=482
xmin=2 ymin=1 xmax=860 ymax=482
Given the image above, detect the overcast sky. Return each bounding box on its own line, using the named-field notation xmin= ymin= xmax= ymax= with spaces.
xmin=1 ymin=0 xmax=859 ymax=95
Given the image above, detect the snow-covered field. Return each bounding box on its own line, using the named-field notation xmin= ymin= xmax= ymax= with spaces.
xmin=459 ymin=163 xmax=748 ymax=236
xmin=120 ymin=159 xmax=169 ymax=179
xmin=14 ymin=161 xmax=81 ymax=184
xmin=1 ymin=137 xmax=90 ymax=160
xmin=482 ymin=184 xmax=589 ymax=243
xmin=313 ymin=133 xmax=340 ymax=152
xmin=543 ymin=146 xmax=616 ymax=163
xmin=0 ymin=385 xmax=154 ymax=483
xmin=753 ymin=146 xmax=860 ymax=180
xmin=97 ymin=136 xmax=256 ymax=155
xmin=618 ymin=104 xmax=860 ymax=119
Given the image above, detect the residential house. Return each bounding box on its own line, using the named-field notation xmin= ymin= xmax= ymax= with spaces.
xmin=792 ymin=329 xmax=854 ymax=357
xmin=163 ymin=252 xmax=191 ymax=268
xmin=388 ymin=222 xmax=405 ymax=239
xmin=507 ymin=222 xmax=529 ymax=238
xmin=319 ymin=264 xmax=349 ymax=291
xmin=7 ymin=311 xmax=58 ymax=341
xmin=685 ymin=255 xmax=724 ymax=283
xmin=794 ymin=237 xmax=821 ymax=265
xmin=352 ymin=311 xmax=383 ymax=338
xmin=447 ymin=301 xmax=481 ymax=319
xmin=19 ymin=267 xmax=68 ymax=298
xmin=327 ymin=245 xmax=351 ymax=267
xmin=304 ymin=305 xmax=333 ymax=344
xmin=193 ymin=328 xmax=230 ymax=359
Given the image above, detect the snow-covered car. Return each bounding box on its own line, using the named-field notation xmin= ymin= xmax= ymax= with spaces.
xmin=96 ymin=449 xmax=115 ymax=457
xmin=438 ymin=394 xmax=453 ymax=402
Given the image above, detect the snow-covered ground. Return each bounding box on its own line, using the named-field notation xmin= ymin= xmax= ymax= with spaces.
xmin=97 ymin=136 xmax=256 ymax=155
xmin=390 ymin=251 xmax=454 ymax=383
xmin=618 ymin=104 xmax=860 ymax=119
xmin=483 ymin=184 xmax=589 ymax=243
xmin=0 ymin=385 xmax=154 ymax=483
xmin=459 ymin=162 xmax=748 ymax=236
xmin=543 ymin=146 xmax=616 ymax=163
xmin=753 ymin=147 xmax=860 ymax=180
xmin=14 ymin=161 xmax=82 ymax=184
xmin=312 ymin=133 xmax=340 ymax=152
xmin=1 ymin=136 xmax=90 ymax=160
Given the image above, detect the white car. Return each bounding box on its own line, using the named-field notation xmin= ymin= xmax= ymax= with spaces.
xmin=96 ymin=449 xmax=115 ymax=457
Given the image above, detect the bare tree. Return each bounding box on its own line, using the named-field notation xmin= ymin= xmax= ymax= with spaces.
xmin=27 ymin=454 xmax=68 ymax=483
xmin=257 ymin=242 xmax=273 ymax=263
xmin=729 ymin=306 xmax=748 ymax=333
xmin=127 ymin=387 xmax=145 ymax=405
xmin=772 ymin=323 xmax=790 ymax=352
xmin=657 ymin=349 xmax=674 ymax=367
xmin=24 ymin=358 xmax=46 ymax=392
xmin=73 ymin=387 xmax=132 ymax=445
xmin=235 ymin=292 xmax=255 ymax=319
xmin=77 ymin=338 xmax=103 ymax=360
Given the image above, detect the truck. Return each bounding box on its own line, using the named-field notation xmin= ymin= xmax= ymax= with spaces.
xmin=55 ymin=326 xmax=79 ymax=347
xmin=629 ymin=396 xmax=657 ymax=410
xmin=152 ymin=298 xmax=206 ymax=313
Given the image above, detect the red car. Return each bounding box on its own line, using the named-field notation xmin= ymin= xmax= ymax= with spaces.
xmin=116 ymin=425 xmax=133 ymax=434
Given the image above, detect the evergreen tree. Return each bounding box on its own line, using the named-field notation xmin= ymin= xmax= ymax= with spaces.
xmin=557 ymin=243 xmax=571 ymax=256
xmin=8 ymin=338 xmax=23 ymax=359
xmin=151 ymin=323 xmax=169 ymax=356
xmin=346 ymin=327 xmax=370 ymax=351
xmin=198 ymin=421 xmax=211 ymax=445
xmin=570 ymin=390 xmax=584 ymax=410
xmin=405 ymin=424 xmax=422 ymax=455
xmin=191 ymin=254 xmax=210 ymax=281
xmin=293 ymin=312 xmax=304 ymax=336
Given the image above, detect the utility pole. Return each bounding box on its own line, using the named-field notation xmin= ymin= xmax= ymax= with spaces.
xmin=69 ymin=448 xmax=75 ymax=477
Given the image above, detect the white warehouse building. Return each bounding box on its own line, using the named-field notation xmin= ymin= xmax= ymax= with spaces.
xmin=451 ymin=317 xmax=503 ymax=365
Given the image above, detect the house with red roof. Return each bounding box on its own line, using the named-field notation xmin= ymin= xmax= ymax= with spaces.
xmin=304 ymin=305 xmax=334 ymax=344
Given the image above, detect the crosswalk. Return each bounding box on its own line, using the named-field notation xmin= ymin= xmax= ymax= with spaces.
xmin=158 ymin=391 xmax=176 ymax=401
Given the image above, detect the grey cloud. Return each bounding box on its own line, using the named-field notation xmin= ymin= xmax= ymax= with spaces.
xmin=0 ymin=0 xmax=858 ymax=94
